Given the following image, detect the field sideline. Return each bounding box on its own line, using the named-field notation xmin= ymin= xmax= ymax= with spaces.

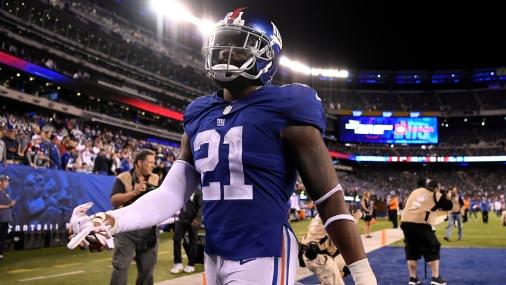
xmin=0 ymin=215 xmax=504 ymax=284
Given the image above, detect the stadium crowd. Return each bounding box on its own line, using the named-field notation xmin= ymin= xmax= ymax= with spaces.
xmin=0 ymin=111 xmax=178 ymax=176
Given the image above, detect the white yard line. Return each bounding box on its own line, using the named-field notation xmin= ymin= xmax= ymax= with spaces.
xmin=18 ymin=270 xmax=85 ymax=282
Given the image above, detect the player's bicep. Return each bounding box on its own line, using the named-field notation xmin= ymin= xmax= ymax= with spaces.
xmin=177 ymin=133 xmax=194 ymax=164
xmin=282 ymin=125 xmax=336 ymax=200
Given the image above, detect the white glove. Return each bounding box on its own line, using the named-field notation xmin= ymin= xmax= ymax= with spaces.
xmin=67 ymin=202 xmax=115 ymax=251
xmin=348 ymin=258 xmax=377 ymax=285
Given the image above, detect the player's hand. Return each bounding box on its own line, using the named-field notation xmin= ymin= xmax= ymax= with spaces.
xmin=67 ymin=202 xmax=115 ymax=251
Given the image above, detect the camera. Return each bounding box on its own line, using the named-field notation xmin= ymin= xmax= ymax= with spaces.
xmin=304 ymin=242 xmax=319 ymax=260
xmin=145 ymin=183 xmax=157 ymax=193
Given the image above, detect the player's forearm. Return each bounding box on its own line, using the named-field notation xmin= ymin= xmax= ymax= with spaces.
xmin=106 ymin=160 xmax=200 ymax=233
xmin=283 ymin=126 xmax=367 ymax=262
xmin=317 ymin=194 xmax=367 ymax=264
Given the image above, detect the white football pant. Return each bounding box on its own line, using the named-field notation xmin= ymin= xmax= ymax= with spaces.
xmin=204 ymin=226 xmax=299 ymax=285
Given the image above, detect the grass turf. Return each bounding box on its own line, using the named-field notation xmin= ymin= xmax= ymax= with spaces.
xmin=0 ymin=215 xmax=503 ymax=284
xmin=392 ymin=213 xmax=506 ymax=248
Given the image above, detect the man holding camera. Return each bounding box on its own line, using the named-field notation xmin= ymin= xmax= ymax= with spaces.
xmin=110 ymin=149 xmax=160 ymax=285
xmin=400 ymin=179 xmax=452 ymax=285
xmin=300 ymin=213 xmax=362 ymax=285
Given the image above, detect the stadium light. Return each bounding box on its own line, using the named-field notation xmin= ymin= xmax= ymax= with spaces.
xmin=150 ymin=0 xmax=216 ymax=35
xmin=280 ymin=56 xmax=349 ymax=78
xmin=279 ymin=56 xmax=311 ymax=75
xmin=149 ymin=0 xmax=195 ymax=23
xmin=149 ymin=1 xmax=348 ymax=77
xmin=196 ymin=19 xmax=216 ymax=36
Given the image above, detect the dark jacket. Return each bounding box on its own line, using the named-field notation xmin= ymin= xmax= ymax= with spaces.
xmin=179 ymin=188 xmax=203 ymax=224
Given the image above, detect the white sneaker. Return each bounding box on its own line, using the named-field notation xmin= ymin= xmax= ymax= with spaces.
xmin=170 ymin=263 xmax=184 ymax=274
xmin=183 ymin=265 xmax=195 ymax=273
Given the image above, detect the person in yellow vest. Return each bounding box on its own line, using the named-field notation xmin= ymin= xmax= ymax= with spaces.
xmin=300 ymin=212 xmax=361 ymax=285
xmin=387 ymin=193 xmax=399 ymax=228
xmin=110 ymin=149 xmax=160 ymax=285
xmin=400 ymin=179 xmax=452 ymax=285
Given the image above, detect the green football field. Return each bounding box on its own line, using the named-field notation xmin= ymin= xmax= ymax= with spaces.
xmin=0 ymin=215 xmax=504 ymax=285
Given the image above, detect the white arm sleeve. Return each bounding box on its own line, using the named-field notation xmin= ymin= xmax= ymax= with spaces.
xmin=107 ymin=160 xmax=200 ymax=234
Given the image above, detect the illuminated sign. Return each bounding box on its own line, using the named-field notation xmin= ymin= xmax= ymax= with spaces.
xmin=339 ymin=116 xmax=438 ymax=144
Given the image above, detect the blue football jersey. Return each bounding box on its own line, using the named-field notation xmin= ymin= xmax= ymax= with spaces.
xmin=183 ymin=84 xmax=325 ymax=260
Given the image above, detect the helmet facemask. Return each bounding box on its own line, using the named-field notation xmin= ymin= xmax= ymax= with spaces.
xmin=203 ymin=25 xmax=274 ymax=84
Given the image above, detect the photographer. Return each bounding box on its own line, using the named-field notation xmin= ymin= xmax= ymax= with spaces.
xmin=110 ymin=149 xmax=160 ymax=285
xmin=300 ymin=213 xmax=359 ymax=285
xmin=400 ymin=179 xmax=452 ymax=285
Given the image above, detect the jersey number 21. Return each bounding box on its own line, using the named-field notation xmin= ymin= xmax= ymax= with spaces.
xmin=194 ymin=126 xmax=253 ymax=201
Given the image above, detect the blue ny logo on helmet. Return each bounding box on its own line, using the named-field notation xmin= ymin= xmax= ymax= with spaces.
xmin=203 ymin=7 xmax=282 ymax=85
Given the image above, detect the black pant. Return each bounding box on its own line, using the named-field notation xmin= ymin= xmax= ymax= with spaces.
xmin=173 ymin=221 xmax=198 ymax=266
xmin=0 ymin=222 xmax=9 ymax=255
xmin=482 ymin=211 xmax=489 ymax=223
xmin=388 ymin=210 xmax=398 ymax=228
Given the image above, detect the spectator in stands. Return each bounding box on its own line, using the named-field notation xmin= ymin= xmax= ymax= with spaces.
xmin=3 ymin=128 xmax=21 ymax=163
xmin=25 ymin=135 xmax=45 ymax=168
xmin=118 ymin=149 xmax=131 ymax=173
xmin=80 ymin=141 xmax=96 ymax=172
xmin=170 ymin=187 xmax=203 ymax=274
xmin=48 ymin=134 xmax=62 ymax=169
xmin=109 ymin=149 xmax=160 ymax=285
xmin=361 ymin=191 xmax=374 ymax=238
xmin=0 ymin=128 xmax=6 ymax=165
xmin=93 ymin=149 xmax=110 ymax=175
xmin=61 ymin=140 xmax=76 ymax=170
xmin=0 ymin=174 xmax=15 ymax=261
xmin=110 ymin=152 xmax=122 ymax=175
xmin=444 ymin=186 xmax=464 ymax=241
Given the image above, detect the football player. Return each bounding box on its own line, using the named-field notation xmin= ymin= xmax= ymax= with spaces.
xmin=68 ymin=7 xmax=376 ymax=285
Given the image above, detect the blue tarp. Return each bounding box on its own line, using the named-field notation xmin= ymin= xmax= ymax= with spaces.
xmin=0 ymin=165 xmax=115 ymax=231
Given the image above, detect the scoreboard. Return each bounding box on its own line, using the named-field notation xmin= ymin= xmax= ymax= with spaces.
xmin=338 ymin=116 xmax=438 ymax=144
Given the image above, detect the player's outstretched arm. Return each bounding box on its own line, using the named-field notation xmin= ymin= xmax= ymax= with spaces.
xmin=282 ymin=125 xmax=376 ymax=285
xmin=68 ymin=134 xmax=199 ymax=249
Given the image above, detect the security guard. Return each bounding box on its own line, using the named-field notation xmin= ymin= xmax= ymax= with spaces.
xmin=400 ymin=179 xmax=452 ymax=285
